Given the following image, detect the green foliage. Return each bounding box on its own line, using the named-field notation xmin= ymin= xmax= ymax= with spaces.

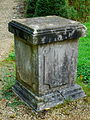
xmin=25 ymin=0 xmax=90 ymax=22
xmin=35 ymin=0 xmax=69 ymax=18
xmin=26 ymin=0 xmax=70 ymax=18
xmin=0 ymin=51 xmax=24 ymax=110
xmin=34 ymin=0 xmax=50 ymax=17
xmin=67 ymin=6 xmax=78 ymax=20
xmin=68 ymin=0 xmax=90 ymax=22
xmin=7 ymin=98 xmax=24 ymax=110
xmin=77 ymin=65 xmax=90 ymax=84
xmin=1 ymin=90 xmax=14 ymax=100
xmin=0 ymin=63 xmax=15 ymax=92
xmin=0 ymin=52 xmax=15 ymax=95
xmin=76 ymin=77 xmax=90 ymax=96
xmin=5 ymin=51 xmax=15 ymax=62
xmin=76 ymin=21 xmax=90 ymax=95
xmin=0 ymin=51 xmax=16 ymax=93
xmin=25 ymin=0 xmax=37 ymax=17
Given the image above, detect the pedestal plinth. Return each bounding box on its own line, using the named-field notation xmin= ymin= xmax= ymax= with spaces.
xmin=8 ymin=16 xmax=86 ymax=111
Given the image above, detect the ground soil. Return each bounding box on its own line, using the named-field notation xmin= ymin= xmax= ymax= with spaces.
xmin=0 ymin=0 xmax=15 ymax=61
xmin=0 ymin=0 xmax=90 ymax=120
xmin=0 ymin=0 xmax=25 ymax=61
xmin=0 ymin=90 xmax=90 ymax=120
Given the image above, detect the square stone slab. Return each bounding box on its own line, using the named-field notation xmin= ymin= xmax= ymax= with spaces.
xmin=9 ymin=16 xmax=86 ymax=45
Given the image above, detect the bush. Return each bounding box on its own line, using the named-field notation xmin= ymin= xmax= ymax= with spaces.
xmin=68 ymin=0 xmax=90 ymax=22
xmin=26 ymin=0 xmax=70 ymax=18
xmin=25 ymin=0 xmax=90 ymax=22
xmin=34 ymin=0 xmax=50 ymax=17
xmin=25 ymin=0 xmax=37 ymax=17
xmin=34 ymin=0 xmax=69 ymax=18
xmin=67 ymin=6 xmax=78 ymax=20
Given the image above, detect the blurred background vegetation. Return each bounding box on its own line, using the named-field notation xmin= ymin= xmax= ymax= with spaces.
xmin=25 ymin=0 xmax=90 ymax=22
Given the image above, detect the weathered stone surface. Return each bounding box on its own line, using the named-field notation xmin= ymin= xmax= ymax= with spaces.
xmin=38 ymin=39 xmax=78 ymax=94
xmin=8 ymin=16 xmax=86 ymax=111
xmin=13 ymin=81 xmax=85 ymax=111
xmin=14 ymin=36 xmax=38 ymax=95
xmin=9 ymin=16 xmax=86 ymax=45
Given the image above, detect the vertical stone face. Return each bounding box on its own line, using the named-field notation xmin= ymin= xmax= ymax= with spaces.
xmin=38 ymin=39 xmax=78 ymax=94
xmin=8 ymin=16 xmax=86 ymax=111
xmin=14 ymin=36 xmax=39 ymax=95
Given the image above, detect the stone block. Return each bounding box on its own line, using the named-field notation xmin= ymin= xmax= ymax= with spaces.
xmin=8 ymin=16 xmax=86 ymax=111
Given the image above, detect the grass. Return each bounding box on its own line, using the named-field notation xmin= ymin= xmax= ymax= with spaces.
xmin=76 ymin=21 xmax=90 ymax=96
xmin=0 ymin=50 xmax=15 ymax=92
xmin=0 ymin=50 xmax=25 ymax=110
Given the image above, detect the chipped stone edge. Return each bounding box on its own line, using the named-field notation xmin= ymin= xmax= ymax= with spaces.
xmin=8 ymin=21 xmax=87 ymax=45
xmin=12 ymin=81 xmax=86 ymax=112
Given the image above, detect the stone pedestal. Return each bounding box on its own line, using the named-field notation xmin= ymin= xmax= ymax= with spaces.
xmin=8 ymin=16 xmax=86 ymax=111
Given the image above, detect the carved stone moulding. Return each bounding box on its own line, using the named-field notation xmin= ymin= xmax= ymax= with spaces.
xmin=8 ymin=16 xmax=86 ymax=111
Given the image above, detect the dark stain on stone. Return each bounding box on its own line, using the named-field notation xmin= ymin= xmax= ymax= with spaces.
xmin=61 ymin=52 xmax=70 ymax=85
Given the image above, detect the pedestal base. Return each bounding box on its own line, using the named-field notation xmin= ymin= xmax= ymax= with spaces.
xmin=12 ymin=81 xmax=86 ymax=111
